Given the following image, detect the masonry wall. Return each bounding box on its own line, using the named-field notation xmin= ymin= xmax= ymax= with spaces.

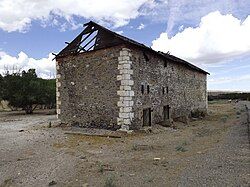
xmin=56 ymin=46 xmax=122 ymax=129
xmin=130 ymin=47 xmax=207 ymax=129
xmin=56 ymin=44 xmax=207 ymax=130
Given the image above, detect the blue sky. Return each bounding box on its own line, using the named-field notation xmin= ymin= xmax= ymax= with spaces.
xmin=0 ymin=0 xmax=250 ymax=91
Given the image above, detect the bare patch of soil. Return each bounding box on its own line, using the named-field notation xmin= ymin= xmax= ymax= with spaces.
xmin=0 ymin=102 xmax=249 ymax=187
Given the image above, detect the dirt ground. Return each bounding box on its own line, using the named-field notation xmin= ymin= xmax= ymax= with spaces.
xmin=0 ymin=102 xmax=249 ymax=187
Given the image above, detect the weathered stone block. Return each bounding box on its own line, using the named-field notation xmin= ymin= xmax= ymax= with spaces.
xmin=121 ymin=80 xmax=134 ymax=86
xmin=120 ymin=86 xmax=131 ymax=90
xmin=123 ymin=119 xmax=131 ymax=125
xmin=117 ymin=75 xmax=122 ymax=80
xmin=122 ymin=48 xmax=131 ymax=52
xmin=117 ymin=90 xmax=134 ymax=97
xmin=56 ymin=82 xmax=61 ymax=87
xmin=56 ymin=74 xmax=61 ymax=79
xmin=120 ymin=69 xmax=133 ymax=74
xmin=119 ymin=97 xmax=132 ymax=101
xmin=119 ymin=107 xmax=132 ymax=112
xmin=118 ymin=64 xmax=131 ymax=70
xmin=117 ymin=101 xmax=134 ymax=107
xmin=119 ymin=112 xmax=131 ymax=118
xmin=120 ymin=50 xmax=129 ymax=56
xmin=119 ymin=60 xmax=132 ymax=64
xmin=122 ymin=56 xmax=130 ymax=61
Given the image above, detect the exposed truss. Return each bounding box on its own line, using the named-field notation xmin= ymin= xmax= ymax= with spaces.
xmin=56 ymin=21 xmax=129 ymax=58
xmin=55 ymin=21 xmax=208 ymax=75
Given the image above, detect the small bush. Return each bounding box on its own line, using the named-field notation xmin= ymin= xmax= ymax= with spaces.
xmin=175 ymin=141 xmax=189 ymax=152
xmin=175 ymin=145 xmax=187 ymax=152
xmin=104 ymin=176 xmax=116 ymax=187
xmin=236 ymin=111 xmax=241 ymax=115
xmin=98 ymin=163 xmax=104 ymax=173
xmin=182 ymin=141 xmax=188 ymax=146
xmin=191 ymin=109 xmax=206 ymax=118
xmin=220 ymin=116 xmax=228 ymax=123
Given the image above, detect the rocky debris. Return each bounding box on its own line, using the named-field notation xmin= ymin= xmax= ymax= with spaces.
xmin=48 ymin=180 xmax=57 ymax=186
xmin=132 ymin=144 xmax=153 ymax=151
xmin=64 ymin=132 xmax=121 ymax=139
xmin=79 ymin=156 xmax=86 ymax=160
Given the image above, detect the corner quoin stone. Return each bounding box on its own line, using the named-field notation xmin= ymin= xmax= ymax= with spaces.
xmin=117 ymin=48 xmax=134 ymax=131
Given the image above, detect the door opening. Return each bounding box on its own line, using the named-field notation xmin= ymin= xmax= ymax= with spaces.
xmin=163 ymin=105 xmax=170 ymax=121
xmin=143 ymin=108 xmax=151 ymax=126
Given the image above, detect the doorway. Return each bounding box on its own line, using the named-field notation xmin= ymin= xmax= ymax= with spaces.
xmin=143 ymin=108 xmax=151 ymax=126
xmin=163 ymin=105 xmax=170 ymax=121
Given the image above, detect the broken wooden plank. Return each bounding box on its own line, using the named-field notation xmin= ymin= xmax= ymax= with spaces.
xmin=64 ymin=132 xmax=121 ymax=138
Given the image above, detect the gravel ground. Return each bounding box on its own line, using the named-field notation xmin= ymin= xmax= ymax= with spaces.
xmin=178 ymin=102 xmax=250 ymax=186
xmin=0 ymin=102 xmax=249 ymax=187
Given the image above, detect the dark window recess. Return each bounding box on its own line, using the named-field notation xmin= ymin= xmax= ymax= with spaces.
xmin=143 ymin=52 xmax=149 ymax=62
xmin=162 ymin=87 xmax=165 ymax=95
xmin=141 ymin=85 xmax=144 ymax=94
xmin=172 ymin=67 xmax=174 ymax=71
xmin=147 ymin=85 xmax=150 ymax=94
xmin=166 ymin=86 xmax=169 ymax=94
xmin=164 ymin=61 xmax=167 ymax=67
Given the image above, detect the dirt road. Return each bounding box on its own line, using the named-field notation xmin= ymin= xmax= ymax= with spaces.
xmin=0 ymin=102 xmax=249 ymax=187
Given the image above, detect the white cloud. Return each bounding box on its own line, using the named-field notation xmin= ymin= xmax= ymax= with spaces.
xmin=0 ymin=51 xmax=6 ymax=56
xmin=0 ymin=0 xmax=151 ymax=32
xmin=137 ymin=23 xmax=145 ymax=30
xmin=115 ymin=30 xmax=124 ymax=35
xmin=143 ymin=0 xmax=250 ymax=35
xmin=0 ymin=51 xmax=55 ymax=79
xmin=152 ymin=11 xmax=250 ymax=64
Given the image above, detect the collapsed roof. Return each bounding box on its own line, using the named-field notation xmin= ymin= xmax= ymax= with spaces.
xmin=56 ymin=21 xmax=209 ymax=75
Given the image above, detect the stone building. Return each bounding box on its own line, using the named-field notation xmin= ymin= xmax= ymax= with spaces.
xmin=55 ymin=21 xmax=209 ymax=130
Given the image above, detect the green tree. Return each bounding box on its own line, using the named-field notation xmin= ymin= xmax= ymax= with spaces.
xmin=2 ymin=69 xmax=56 ymax=114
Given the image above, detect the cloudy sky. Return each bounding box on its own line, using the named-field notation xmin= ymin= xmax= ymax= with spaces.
xmin=0 ymin=0 xmax=250 ymax=91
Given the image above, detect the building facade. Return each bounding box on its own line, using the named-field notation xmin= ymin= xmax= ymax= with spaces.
xmin=55 ymin=21 xmax=208 ymax=130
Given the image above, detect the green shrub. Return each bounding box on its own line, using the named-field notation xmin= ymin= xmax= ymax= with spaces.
xmin=175 ymin=145 xmax=187 ymax=152
xmin=104 ymin=176 xmax=116 ymax=187
xmin=191 ymin=109 xmax=206 ymax=118
xmin=220 ymin=116 xmax=228 ymax=123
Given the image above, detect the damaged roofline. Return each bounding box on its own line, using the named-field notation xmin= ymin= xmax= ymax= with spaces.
xmin=55 ymin=21 xmax=209 ymax=75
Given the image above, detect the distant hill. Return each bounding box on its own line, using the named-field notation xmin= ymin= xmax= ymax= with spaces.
xmin=208 ymin=91 xmax=250 ymax=101
xmin=208 ymin=91 xmax=249 ymax=97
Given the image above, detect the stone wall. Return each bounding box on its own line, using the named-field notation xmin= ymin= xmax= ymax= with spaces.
xmin=56 ymin=44 xmax=207 ymax=130
xmin=56 ymin=46 xmax=122 ymax=129
xmin=130 ymin=46 xmax=207 ymax=129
